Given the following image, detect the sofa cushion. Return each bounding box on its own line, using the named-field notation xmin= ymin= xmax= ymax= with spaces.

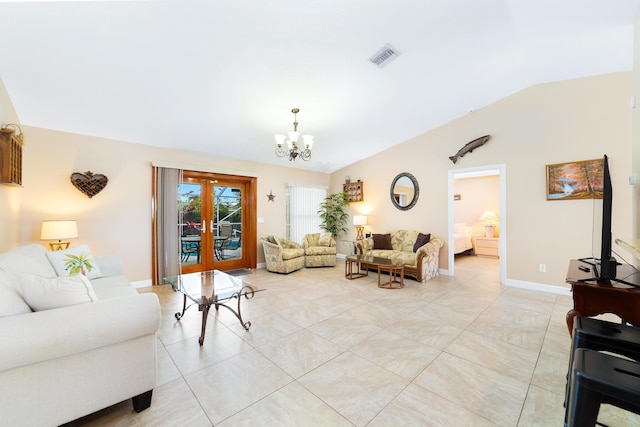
xmin=281 ymin=248 xmax=305 ymax=260
xmin=305 ymin=245 xmax=337 ymax=256
xmin=317 ymin=233 xmax=332 ymax=246
xmin=20 ymin=274 xmax=99 ymax=311
xmin=372 ymin=233 xmax=393 ymax=250
xmin=0 ymin=244 xmax=57 ymax=278
xmin=46 ymin=244 xmax=103 ymax=279
xmin=0 ymin=272 xmax=32 ymax=317
xmin=413 ymin=233 xmax=431 ymax=252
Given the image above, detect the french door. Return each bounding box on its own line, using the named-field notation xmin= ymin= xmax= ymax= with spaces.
xmin=178 ymin=171 xmax=257 ymax=273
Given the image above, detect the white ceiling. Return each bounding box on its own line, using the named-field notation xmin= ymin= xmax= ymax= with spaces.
xmin=0 ymin=0 xmax=638 ymax=173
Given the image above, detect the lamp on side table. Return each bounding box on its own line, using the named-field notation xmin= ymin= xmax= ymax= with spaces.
xmin=353 ymin=215 xmax=367 ymax=240
xmin=40 ymin=220 xmax=78 ymax=251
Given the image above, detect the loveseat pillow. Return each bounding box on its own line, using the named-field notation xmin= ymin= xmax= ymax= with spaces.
xmin=0 ymin=271 xmax=31 ymax=316
xmin=46 ymin=244 xmax=102 ymax=279
xmin=372 ymin=233 xmax=393 ymax=250
xmin=413 ymin=233 xmax=431 ymax=252
xmin=20 ymin=273 xmax=99 ymax=311
xmin=317 ymin=233 xmax=332 ymax=246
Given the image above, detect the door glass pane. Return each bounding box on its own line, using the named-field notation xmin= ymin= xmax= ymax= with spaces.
xmin=213 ymin=185 xmax=242 ymax=261
xmin=178 ymin=183 xmax=202 ymax=266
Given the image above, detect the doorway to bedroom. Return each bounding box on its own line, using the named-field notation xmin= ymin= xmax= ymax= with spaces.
xmin=448 ymin=164 xmax=506 ymax=283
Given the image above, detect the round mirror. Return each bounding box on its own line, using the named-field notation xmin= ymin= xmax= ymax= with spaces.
xmin=390 ymin=172 xmax=419 ymax=210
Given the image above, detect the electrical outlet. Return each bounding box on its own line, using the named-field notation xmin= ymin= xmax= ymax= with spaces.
xmin=539 ymin=264 xmax=546 ymax=273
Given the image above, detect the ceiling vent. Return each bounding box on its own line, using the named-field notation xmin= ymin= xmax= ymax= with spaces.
xmin=369 ymin=44 xmax=400 ymax=69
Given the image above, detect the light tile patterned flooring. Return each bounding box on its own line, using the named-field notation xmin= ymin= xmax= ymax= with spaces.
xmin=76 ymin=256 xmax=640 ymax=426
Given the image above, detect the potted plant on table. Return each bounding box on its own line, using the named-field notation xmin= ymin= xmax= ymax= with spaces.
xmin=318 ymin=192 xmax=349 ymax=238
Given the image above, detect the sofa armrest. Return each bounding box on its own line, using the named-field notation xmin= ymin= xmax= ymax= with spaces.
xmin=356 ymin=237 xmax=373 ymax=255
xmin=416 ymin=237 xmax=444 ymax=259
xmin=261 ymin=239 xmax=282 ymax=259
xmin=94 ymin=255 xmax=124 ymax=276
xmin=0 ymin=293 xmax=160 ymax=372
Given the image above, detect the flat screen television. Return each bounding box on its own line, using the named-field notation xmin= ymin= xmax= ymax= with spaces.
xmin=579 ymin=154 xmax=630 ymax=284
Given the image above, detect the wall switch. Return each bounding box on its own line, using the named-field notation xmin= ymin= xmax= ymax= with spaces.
xmin=539 ymin=264 xmax=546 ymax=273
xmin=257 ymin=217 xmax=264 ymax=223
xmin=630 ymin=173 xmax=638 ymax=186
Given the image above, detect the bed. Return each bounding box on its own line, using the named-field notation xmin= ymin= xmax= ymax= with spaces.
xmin=453 ymin=223 xmax=473 ymax=254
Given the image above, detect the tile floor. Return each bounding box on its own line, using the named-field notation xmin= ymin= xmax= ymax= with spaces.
xmin=74 ymin=256 xmax=640 ymax=426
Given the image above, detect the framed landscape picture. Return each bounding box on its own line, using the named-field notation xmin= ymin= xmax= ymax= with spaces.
xmin=546 ymin=158 xmax=604 ymax=200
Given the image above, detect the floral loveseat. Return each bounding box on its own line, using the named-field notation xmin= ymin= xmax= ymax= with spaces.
xmin=356 ymin=230 xmax=443 ymax=282
xmin=303 ymin=233 xmax=337 ymax=267
xmin=0 ymin=244 xmax=161 ymax=426
xmin=261 ymin=236 xmax=305 ymax=274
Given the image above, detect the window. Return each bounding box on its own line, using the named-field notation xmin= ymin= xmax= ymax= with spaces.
xmin=286 ymin=186 xmax=327 ymax=245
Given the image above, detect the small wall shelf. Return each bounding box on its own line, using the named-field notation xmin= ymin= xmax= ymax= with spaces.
xmin=0 ymin=128 xmax=24 ymax=186
xmin=343 ymin=181 xmax=364 ymax=202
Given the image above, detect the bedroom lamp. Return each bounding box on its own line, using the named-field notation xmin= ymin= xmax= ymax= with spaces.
xmin=479 ymin=211 xmax=499 ymax=238
xmin=353 ymin=215 xmax=367 ymax=240
xmin=40 ymin=220 xmax=78 ymax=251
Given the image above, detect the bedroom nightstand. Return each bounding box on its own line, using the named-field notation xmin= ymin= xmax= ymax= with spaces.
xmin=475 ymin=237 xmax=499 ymax=257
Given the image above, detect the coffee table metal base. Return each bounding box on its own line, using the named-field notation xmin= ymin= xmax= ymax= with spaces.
xmin=174 ymin=286 xmax=256 ymax=346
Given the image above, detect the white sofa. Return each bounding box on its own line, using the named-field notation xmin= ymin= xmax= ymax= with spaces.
xmin=0 ymin=244 xmax=161 ymax=426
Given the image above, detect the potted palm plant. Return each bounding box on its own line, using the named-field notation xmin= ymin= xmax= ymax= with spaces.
xmin=318 ymin=192 xmax=349 ymax=238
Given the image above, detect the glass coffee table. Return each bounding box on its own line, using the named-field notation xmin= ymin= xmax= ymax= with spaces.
xmin=345 ymin=255 xmax=404 ymax=289
xmin=164 ymin=270 xmax=263 ymax=345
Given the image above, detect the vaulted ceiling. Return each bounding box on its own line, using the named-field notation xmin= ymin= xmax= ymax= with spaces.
xmin=0 ymin=0 xmax=638 ymax=173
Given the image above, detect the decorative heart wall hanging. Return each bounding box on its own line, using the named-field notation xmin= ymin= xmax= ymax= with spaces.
xmin=70 ymin=171 xmax=109 ymax=198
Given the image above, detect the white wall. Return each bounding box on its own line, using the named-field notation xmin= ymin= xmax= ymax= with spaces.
xmin=331 ymin=72 xmax=634 ymax=289
xmin=2 ymin=72 xmax=635 ymax=289
xmin=453 ymin=175 xmax=500 ymax=237
xmin=16 ymin=127 xmax=329 ymax=281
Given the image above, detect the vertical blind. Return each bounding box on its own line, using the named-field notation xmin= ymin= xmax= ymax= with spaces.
xmin=286 ymin=186 xmax=327 ymax=245
xmin=152 ymin=166 xmax=182 ymax=284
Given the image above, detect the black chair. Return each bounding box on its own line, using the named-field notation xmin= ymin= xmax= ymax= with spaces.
xmin=567 ymin=317 xmax=640 ymax=388
xmin=566 ymin=348 xmax=640 ymax=426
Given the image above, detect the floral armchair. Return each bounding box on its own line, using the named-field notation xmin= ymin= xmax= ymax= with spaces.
xmin=261 ymin=236 xmax=305 ymax=274
xmin=303 ymin=233 xmax=337 ymax=267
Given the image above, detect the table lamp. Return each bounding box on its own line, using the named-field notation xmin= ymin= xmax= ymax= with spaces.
xmin=353 ymin=215 xmax=367 ymax=240
xmin=479 ymin=211 xmax=499 ymax=238
xmin=40 ymin=220 xmax=78 ymax=251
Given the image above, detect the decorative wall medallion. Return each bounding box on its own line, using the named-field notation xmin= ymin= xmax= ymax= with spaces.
xmin=70 ymin=171 xmax=109 ymax=198
xmin=267 ymin=190 xmax=275 ymax=202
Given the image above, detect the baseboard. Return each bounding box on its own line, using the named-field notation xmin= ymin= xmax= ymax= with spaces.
xmin=257 ymin=262 xmax=266 ymax=269
xmin=504 ymin=278 xmax=571 ymax=296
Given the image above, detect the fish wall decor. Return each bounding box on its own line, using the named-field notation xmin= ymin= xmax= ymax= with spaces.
xmin=449 ymin=135 xmax=491 ymax=164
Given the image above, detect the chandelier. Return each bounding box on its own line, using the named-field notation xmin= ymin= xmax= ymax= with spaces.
xmin=274 ymin=108 xmax=314 ymax=161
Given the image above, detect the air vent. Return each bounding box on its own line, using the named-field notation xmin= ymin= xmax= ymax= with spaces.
xmin=369 ymin=44 xmax=400 ymax=69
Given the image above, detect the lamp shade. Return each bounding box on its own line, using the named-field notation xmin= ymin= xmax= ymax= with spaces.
xmin=40 ymin=220 xmax=78 ymax=241
xmin=353 ymin=215 xmax=367 ymax=226
xmin=479 ymin=211 xmax=499 ymax=222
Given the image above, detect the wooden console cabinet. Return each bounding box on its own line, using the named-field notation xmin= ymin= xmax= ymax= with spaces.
xmin=475 ymin=237 xmax=499 ymax=257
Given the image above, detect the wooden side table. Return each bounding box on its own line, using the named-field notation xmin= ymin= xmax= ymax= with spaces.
xmin=565 ymin=259 xmax=640 ymax=336
xmin=377 ymin=264 xmax=404 ymax=289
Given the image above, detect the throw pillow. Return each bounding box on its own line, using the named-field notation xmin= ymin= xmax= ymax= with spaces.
xmin=317 ymin=233 xmax=332 ymax=247
xmin=19 ymin=274 xmax=99 ymax=312
xmin=45 ymin=244 xmax=102 ymax=279
xmin=372 ymin=233 xmax=393 ymax=250
xmin=0 ymin=271 xmax=32 ymax=316
xmin=413 ymin=233 xmax=431 ymax=252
